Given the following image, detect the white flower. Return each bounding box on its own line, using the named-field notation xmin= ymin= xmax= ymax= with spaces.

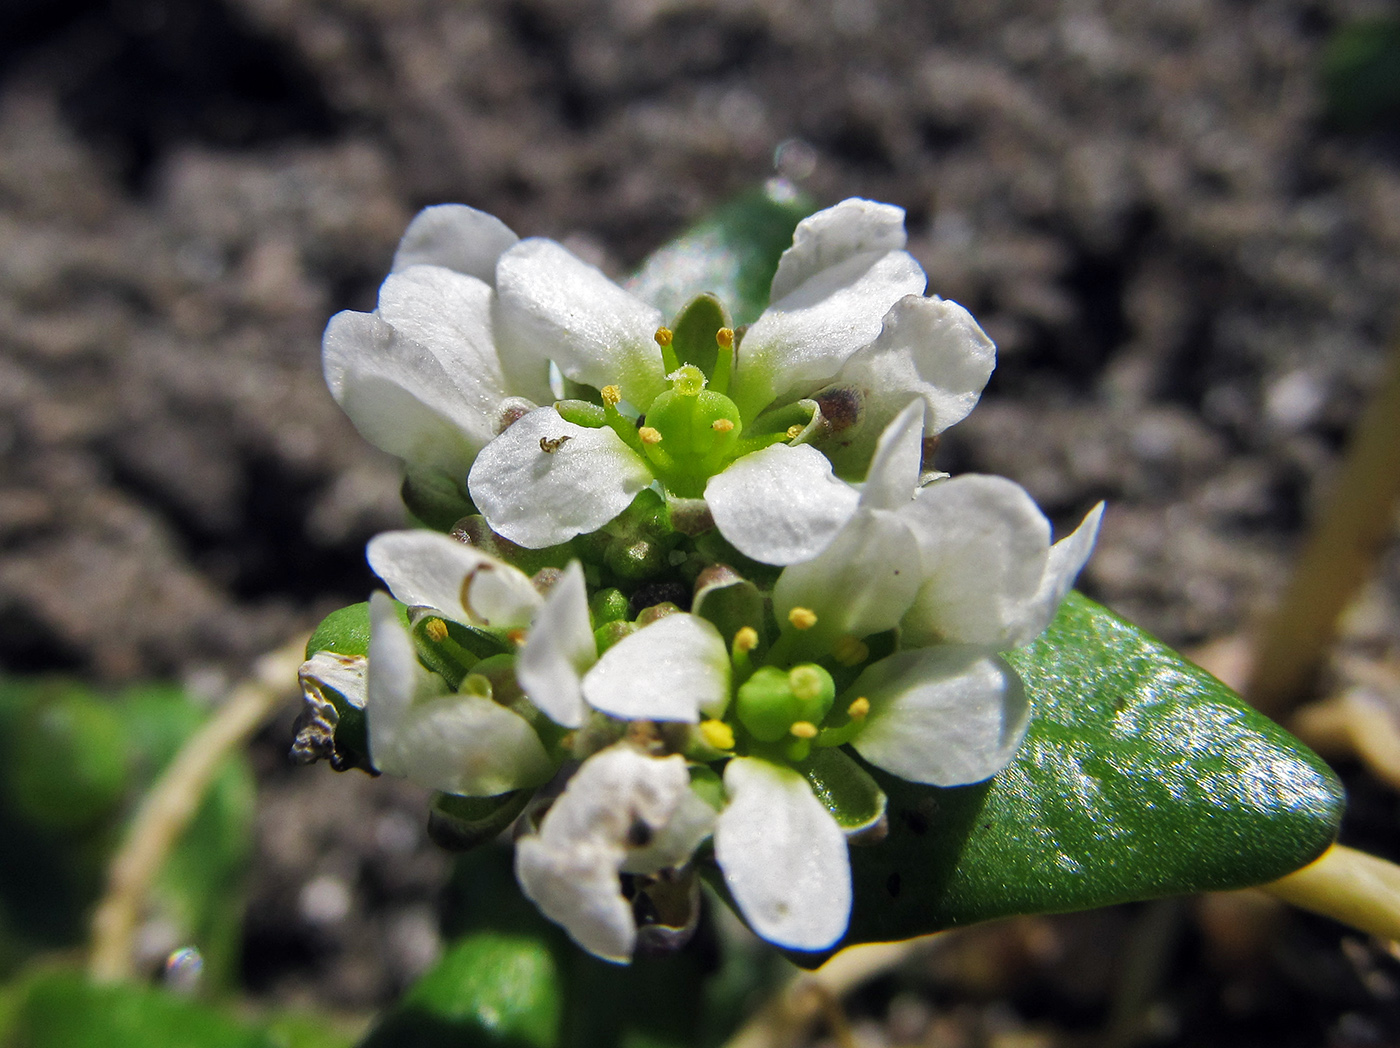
xmin=470 ymin=198 xmax=994 ymax=549
xmin=515 ymin=744 xmax=716 ymax=962
xmin=362 ymin=590 xmax=554 ymax=795
xmin=325 ymin=198 xmax=994 ymax=546
xmin=322 ymin=205 xmax=544 ymax=513
xmin=748 ymin=400 xmax=1102 ymax=787
xmin=365 ymin=530 xmax=732 ymax=730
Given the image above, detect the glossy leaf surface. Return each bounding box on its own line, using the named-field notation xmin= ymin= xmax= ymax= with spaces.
xmin=829 ymin=593 xmax=1344 ymax=957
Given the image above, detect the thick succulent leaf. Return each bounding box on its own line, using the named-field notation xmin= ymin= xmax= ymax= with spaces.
xmin=360 ymin=932 xmax=561 ymax=1048
xmin=823 ymin=593 xmax=1345 ymax=962
xmin=625 ymin=186 xmax=818 ymax=326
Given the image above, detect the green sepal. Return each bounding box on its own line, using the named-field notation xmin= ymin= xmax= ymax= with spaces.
xmin=814 ymin=593 xmax=1344 ymax=965
xmin=414 ymin=615 xmax=510 ymax=692
xmin=692 ymin=568 xmax=764 ymax=649
xmin=797 ymin=747 xmax=887 ymax=839
xmin=628 ymin=186 xmax=818 ymax=326
xmin=451 ymin=516 xmax=577 ymax=577
xmin=667 ymin=294 xmax=732 ymax=385
xmin=428 ymin=791 xmax=534 ymax=852
xmin=554 ymin=399 xmax=606 ymax=427
xmin=402 ymin=470 xmax=475 ymax=532
xmin=360 ymin=932 xmax=562 ymax=1048
xmin=589 ymin=588 xmax=630 ymax=625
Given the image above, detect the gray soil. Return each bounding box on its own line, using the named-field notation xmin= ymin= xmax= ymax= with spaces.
xmin=3 ymin=0 xmax=1400 ymax=1042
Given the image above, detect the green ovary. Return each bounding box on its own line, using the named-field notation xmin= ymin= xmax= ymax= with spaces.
xmin=640 ymin=365 xmax=742 ymax=497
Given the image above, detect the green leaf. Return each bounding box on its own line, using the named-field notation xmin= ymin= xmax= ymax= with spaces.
xmin=2 ymin=970 xmax=267 ymax=1048
xmin=428 ymin=791 xmax=533 ymax=852
xmin=360 ymin=932 xmax=562 ymax=1048
xmin=627 ymin=187 xmax=818 ymax=327
xmin=0 ymin=968 xmax=355 ymax=1048
xmin=1323 ymin=18 xmax=1400 ymax=130
xmin=832 ymin=593 xmax=1344 ymax=957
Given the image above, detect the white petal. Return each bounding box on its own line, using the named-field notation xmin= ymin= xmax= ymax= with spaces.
xmin=299 ymin=651 xmax=367 ymax=709
xmin=383 ymin=693 xmax=554 ymax=795
xmin=391 ymin=204 xmax=519 ymax=285
xmin=515 ymin=833 xmax=636 ymax=963
xmin=517 ymin=562 xmax=596 ymax=728
xmin=582 ymin=614 xmax=731 ymax=722
xmin=495 ymin=239 xmax=667 ymax=408
xmin=819 ymin=295 xmax=996 ymax=478
xmin=468 ymin=408 xmax=654 ymax=548
xmin=516 ymin=747 xmax=695 ymax=962
xmin=323 ymin=310 xmax=481 ymax=481
xmin=1017 ymin=501 xmax=1104 ymax=647
xmin=772 ymin=507 xmax=922 ymax=646
xmin=367 ymin=530 xmax=542 ymax=629
xmin=621 ymin=789 xmax=717 ymax=875
xmin=715 ymin=757 xmax=851 ymax=952
xmin=857 ymin=399 xmax=924 ymax=512
xmin=379 ymin=265 xmax=550 ymax=411
xmin=850 ymin=649 xmax=1029 ymax=786
xmin=705 ymin=444 xmax=860 ymax=566
xmin=770 ymin=198 xmax=908 ymax=303
xmin=366 ymin=591 xmax=428 ymax=770
xmin=731 ymin=250 xmax=926 ymax=419
xmin=898 ymin=475 xmax=1053 ymax=649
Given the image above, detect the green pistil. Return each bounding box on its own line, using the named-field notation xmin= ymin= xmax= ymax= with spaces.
xmin=639 ymin=365 xmax=742 ymax=497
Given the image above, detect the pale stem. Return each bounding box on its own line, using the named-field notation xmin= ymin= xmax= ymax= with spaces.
xmin=722 ymin=936 xmax=939 ymax=1048
xmin=1247 ymin=332 xmax=1400 ymax=716
xmin=1259 ymin=843 xmax=1400 ymax=942
xmin=88 ymin=636 xmax=306 ymax=983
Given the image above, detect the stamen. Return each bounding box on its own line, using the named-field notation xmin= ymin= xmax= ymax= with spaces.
xmin=832 ymin=635 xmax=869 ymax=667
xmin=847 ymin=697 xmax=871 ymax=720
xmin=423 ymin=618 xmax=449 ymax=643
xmin=654 ymin=327 xmax=673 ymax=347
xmin=602 ymin=385 xmax=621 ymax=406
xmin=788 ymin=607 xmax=818 ymax=630
xmin=785 ymin=424 xmax=803 ymax=440
xmin=699 ymin=719 xmax=735 ymax=751
xmin=789 ymin=721 xmax=818 ymax=740
xmin=639 ymin=426 xmax=663 ymax=444
xmin=506 ymin=628 xmax=527 ymax=647
xmin=716 ymin=327 xmax=734 ymax=349
xmin=733 ymin=626 xmax=759 ymax=653
xmin=711 ymin=418 xmax=735 ymax=432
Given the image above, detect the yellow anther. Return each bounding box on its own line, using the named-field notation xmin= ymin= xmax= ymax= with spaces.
xmin=786 ymin=424 xmax=804 ymax=439
xmin=847 ymin=697 xmax=871 ymax=721
xmin=423 ymin=617 xmax=449 ymax=643
xmin=699 ymin=719 xmax=735 ymax=751
xmin=832 ymin=635 xmax=870 ymax=667
xmin=789 ymin=666 xmax=823 ymax=701
xmin=716 ymin=327 xmax=734 ymax=349
xmin=790 ymin=721 xmax=818 ymax=739
xmin=654 ymin=327 xmax=674 ymax=347
xmin=733 ymin=626 xmax=759 ymax=652
xmin=711 ymin=418 xmax=735 ymax=433
xmin=788 ymin=607 xmax=818 ymax=630
xmin=602 ymin=384 xmax=621 ymax=406
xmin=639 ymin=426 xmax=663 ymax=444
xmin=506 ymin=628 xmax=527 ymax=647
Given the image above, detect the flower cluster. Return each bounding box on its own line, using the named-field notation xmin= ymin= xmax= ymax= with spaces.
xmin=302 ymin=197 xmax=1101 ymax=962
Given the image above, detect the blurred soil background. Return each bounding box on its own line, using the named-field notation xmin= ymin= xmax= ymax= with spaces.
xmin=3 ymin=0 xmax=1400 ymax=1043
